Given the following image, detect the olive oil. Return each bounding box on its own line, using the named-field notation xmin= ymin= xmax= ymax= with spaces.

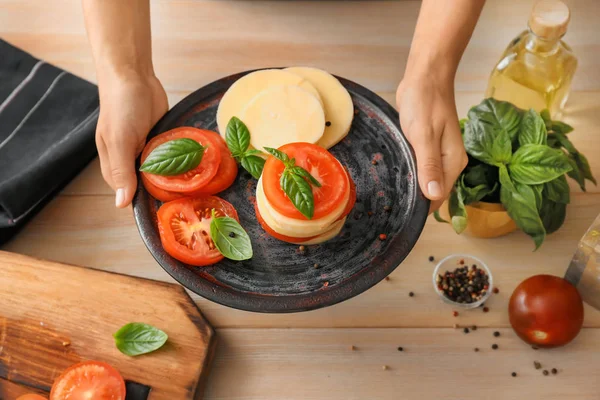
xmin=486 ymin=1 xmax=577 ymax=118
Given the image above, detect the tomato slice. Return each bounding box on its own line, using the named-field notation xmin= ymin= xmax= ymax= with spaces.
xmin=262 ymin=143 xmax=349 ymax=220
xmin=17 ymin=395 xmax=47 ymax=400
xmin=141 ymin=130 xmax=238 ymax=201
xmin=157 ymin=196 xmax=239 ymax=266
xmin=141 ymin=127 xmax=221 ymax=193
xmin=49 ymin=361 xmax=125 ymax=400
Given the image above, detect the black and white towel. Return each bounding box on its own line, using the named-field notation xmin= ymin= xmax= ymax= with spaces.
xmin=0 ymin=39 xmax=99 ymax=245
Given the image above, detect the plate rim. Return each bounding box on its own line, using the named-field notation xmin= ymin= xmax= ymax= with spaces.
xmin=132 ymin=68 xmax=430 ymax=313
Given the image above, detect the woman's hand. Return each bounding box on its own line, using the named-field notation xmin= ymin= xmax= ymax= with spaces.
xmin=396 ymin=74 xmax=467 ymax=212
xmin=96 ymin=72 xmax=168 ymax=208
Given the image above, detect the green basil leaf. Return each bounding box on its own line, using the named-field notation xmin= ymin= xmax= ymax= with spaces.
xmin=463 ymin=164 xmax=498 ymax=188
xmin=433 ymin=210 xmax=448 ymax=223
xmin=448 ymin=188 xmax=467 ymax=234
xmin=544 ymin=175 xmax=570 ymax=204
xmin=459 ymin=118 xmax=468 ymax=135
xmin=468 ymin=98 xmax=522 ymax=141
xmin=244 ymin=149 xmax=263 ymax=157
xmin=539 ymin=198 xmax=567 ymax=234
xmin=459 ymin=176 xmax=497 ymax=205
xmin=210 ymin=212 xmax=253 ymax=260
xmin=552 ymin=131 xmax=577 ymax=153
xmin=490 ymin=128 xmax=512 ymax=165
xmin=573 ymin=152 xmax=597 ymax=185
xmin=532 ymin=184 xmax=543 ymax=211
xmin=463 ymin=119 xmax=497 ymax=164
xmin=500 ymin=183 xmax=546 ymax=250
xmin=225 ymin=116 xmax=250 ymax=158
xmin=280 ymin=169 xmax=315 ymax=219
xmin=546 ymin=135 xmax=561 ymax=149
xmin=499 ymin=164 xmax=516 ymax=192
xmin=567 ymin=154 xmax=586 ymax=191
xmin=551 ymin=120 xmax=574 ymax=134
xmin=508 ymin=144 xmax=572 ymax=185
xmin=240 ymin=155 xmax=265 ymax=180
xmin=113 ymin=322 xmax=168 ymax=356
xmin=139 ymin=138 xmax=206 ymax=176
xmin=291 ymin=166 xmax=322 ymax=187
xmin=540 ymin=109 xmax=552 ymax=125
xmin=519 ymin=109 xmax=547 ymax=146
xmin=264 ymin=147 xmax=290 ymax=164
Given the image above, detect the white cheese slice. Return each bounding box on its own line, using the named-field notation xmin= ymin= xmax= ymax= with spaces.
xmin=255 ymin=176 xmax=349 ymax=238
xmin=287 ymin=217 xmax=346 ymax=245
xmin=284 ymin=67 xmax=354 ymax=149
xmin=240 ymin=85 xmax=325 ymax=151
xmin=216 ymin=69 xmax=323 ymax=138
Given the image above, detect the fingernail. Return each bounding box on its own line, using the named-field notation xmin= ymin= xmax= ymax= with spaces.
xmin=115 ymin=188 xmax=126 ymax=208
xmin=427 ymin=181 xmax=442 ymax=199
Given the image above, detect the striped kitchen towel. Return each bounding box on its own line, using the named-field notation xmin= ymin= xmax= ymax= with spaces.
xmin=0 ymin=39 xmax=99 ymax=245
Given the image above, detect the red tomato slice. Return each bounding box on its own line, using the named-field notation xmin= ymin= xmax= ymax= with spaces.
xmin=141 ymin=127 xmax=221 ymax=193
xmin=49 ymin=361 xmax=125 ymax=400
xmin=141 ymin=130 xmax=238 ymax=201
xmin=262 ymin=143 xmax=349 ymax=220
xmin=157 ymin=196 xmax=239 ymax=266
xmin=17 ymin=395 xmax=47 ymax=400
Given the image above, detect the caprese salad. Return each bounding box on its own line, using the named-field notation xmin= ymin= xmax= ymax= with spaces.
xmin=139 ymin=67 xmax=357 ymax=266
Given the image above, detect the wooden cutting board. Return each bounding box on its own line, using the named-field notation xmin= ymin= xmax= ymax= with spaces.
xmin=0 ymin=251 xmax=216 ymax=400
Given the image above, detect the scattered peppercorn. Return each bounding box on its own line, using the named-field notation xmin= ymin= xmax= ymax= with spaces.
xmin=326 ymin=121 xmax=332 ymax=127
xmin=382 ymin=365 xmax=388 ymax=371
xmin=532 ymin=345 xmax=539 ymax=350
xmin=367 ymin=211 xmax=374 ymax=217
xmin=492 ymin=344 xmax=498 ymax=350
xmin=534 ymin=361 xmax=542 ymax=370
xmin=323 ymin=281 xmax=329 ymax=287
xmin=409 ymin=292 xmax=414 ymax=297
xmin=428 ymin=256 xmax=435 ymax=262
xmin=493 ymin=287 xmax=499 ymax=294
xmin=350 ymin=345 xmax=355 ymax=351
xmin=371 ymin=160 xmax=377 ymax=165
xmin=471 ymin=325 xmax=477 ymax=331
xmin=512 ymin=372 xmax=517 ymax=377
xmin=436 ymin=263 xmax=490 ymax=304
xmin=463 ymin=327 xmax=470 ymax=334
xmin=474 ymin=347 xmax=479 ymax=352
xmin=379 ymin=233 xmax=387 ymax=241
xmin=543 ymin=370 xmax=549 ymax=376
xmin=298 ymin=245 xmax=305 ymax=252
xmin=228 ymin=232 xmax=236 ymax=238
xmin=353 ymin=211 xmax=363 ymax=220
xmin=493 ymin=331 xmax=500 ymax=337
xmin=354 ymin=109 xmax=359 ymax=115
xmin=384 ymin=205 xmax=391 ymax=212
xmin=483 ymin=307 xmax=490 ymax=313
xmin=314 ymin=263 xmax=320 ymax=269
xmin=397 ymin=347 xmax=403 ymax=352
xmin=385 ymin=276 xmax=390 ymax=281
xmin=551 ymin=368 xmax=558 ymax=375
xmin=453 ymin=311 xmax=459 ymax=317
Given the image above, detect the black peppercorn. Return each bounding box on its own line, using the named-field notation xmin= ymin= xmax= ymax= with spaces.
xmin=428 ymin=256 xmax=435 ymax=262
xmin=543 ymin=370 xmax=549 ymax=376
xmin=409 ymin=292 xmax=414 ymax=297
xmin=325 ymin=121 xmax=331 ymax=127
xmin=397 ymin=347 xmax=403 ymax=352
xmin=492 ymin=344 xmax=498 ymax=350
xmin=463 ymin=327 xmax=470 ymax=334
xmin=511 ymin=372 xmax=517 ymax=377
xmin=551 ymin=368 xmax=558 ymax=374
xmin=534 ymin=361 xmax=542 ymax=370
xmin=493 ymin=331 xmax=500 ymax=337
xmin=474 ymin=347 xmax=479 ymax=352
xmin=471 ymin=325 xmax=477 ymax=331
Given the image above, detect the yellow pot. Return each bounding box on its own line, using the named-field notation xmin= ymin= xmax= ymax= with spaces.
xmin=438 ymin=201 xmax=518 ymax=239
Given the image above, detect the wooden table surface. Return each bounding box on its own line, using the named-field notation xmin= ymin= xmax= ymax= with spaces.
xmin=2 ymin=0 xmax=600 ymax=399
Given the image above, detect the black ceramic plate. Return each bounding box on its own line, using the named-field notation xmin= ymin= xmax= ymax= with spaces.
xmin=133 ymin=69 xmax=429 ymax=313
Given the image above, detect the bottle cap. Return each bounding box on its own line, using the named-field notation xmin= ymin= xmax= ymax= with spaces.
xmin=529 ymin=0 xmax=570 ymax=40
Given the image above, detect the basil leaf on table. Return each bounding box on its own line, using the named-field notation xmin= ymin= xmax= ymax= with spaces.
xmin=490 ymin=128 xmax=512 ymax=165
xmin=448 ymin=187 xmax=468 ymax=234
xmin=500 ymin=182 xmax=546 ymax=250
xmin=225 ymin=116 xmax=251 ymax=158
xmin=519 ymin=109 xmax=547 ymax=146
xmin=280 ymin=169 xmax=315 ymax=219
xmin=139 ymin=138 xmax=206 ymax=176
xmin=210 ymin=211 xmax=253 ymax=261
xmin=544 ymin=175 xmax=570 ymax=204
xmin=241 ymin=155 xmax=266 ymax=180
xmin=467 ymin=98 xmax=522 ymax=141
xmin=114 ymin=322 xmax=168 ymax=356
xmin=508 ymin=144 xmax=572 ymax=185
xmin=539 ymin=198 xmax=567 ymax=234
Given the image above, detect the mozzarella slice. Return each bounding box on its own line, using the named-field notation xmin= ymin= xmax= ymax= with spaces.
xmin=240 ymin=85 xmax=325 ymax=151
xmin=284 ymin=67 xmax=354 ymax=149
xmin=255 ymin=176 xmax=349 ymax=238
xmin=288 ymin=217 xmax=346 ymax=245
xmin=216 ymin=69 xmax=323 ymax=138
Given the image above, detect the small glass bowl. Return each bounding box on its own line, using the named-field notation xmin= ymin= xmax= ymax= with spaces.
xmin=432 ymin=254 xmax=493 ymax=309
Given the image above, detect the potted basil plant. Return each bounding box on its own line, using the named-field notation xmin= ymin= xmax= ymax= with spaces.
xmin=435 ymin=98 xmax=596 ymax=249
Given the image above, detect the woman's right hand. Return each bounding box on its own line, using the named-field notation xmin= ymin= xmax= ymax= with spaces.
xmin=95 ymin=72 xmax=168 ymax=208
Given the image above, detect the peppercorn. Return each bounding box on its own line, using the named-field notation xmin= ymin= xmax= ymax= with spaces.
xmin=371 ymin=160 xmax=377 ymax=165
xmin=534 ymin=361 xmax=542 ymax=370
xmin=532 ymin=345 xmax=539 ymax=350
xmin=409 ymin=292 xmax=414 ymax=297
xmin=326 ymin=121 xmax=332 ymax=127
xmin=463 ymin=327 xmax=470 ymax=334
xmin=493 ymin=331 xmax=500 ymax=337
xmin=492 ymin=344 xmax=498 ymax=350
xmin=323 ymin=281 xmax=329 ymax=287
xmin=367 ymin=211 xmax=374 ymax=217
xmin=382 ymin=365 xmax=388 ymax=371
xmin=493 ymin=287 xmax=499 ymax=294
xmin=471 ymin=325 xmax=477 ymax=331
xmin=474 ymin=347 xmax=479 ymax=352
xmin=543 ymin=370 xmax=549 ymax=376
xmin=350 ymin=345 xmax=355 ymax=351
xmin=384 ymin=205 xmax=391 ymax=212
xmin=379 ymin=233 xmax=387 ymax=241
xmin=397 ymin=347 xmax=403 ymax=352
xmin=483 ymin=307 xmax=489 ymax=313
xmin=551 ymin=368 xmax=558 ymax=374
xmin=512 ymin=372 xmax=517 ymax=377
xmin=453 ymin=311 xmax=459 ymax=317
xmin=314 ymin=263 xmax=320 ymax=269
xmin=428 ymin=256 xmax=435 ymax=262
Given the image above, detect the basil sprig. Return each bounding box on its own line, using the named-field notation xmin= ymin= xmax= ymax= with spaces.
xmin=440 ymin=98 xmax=596 ymax=250
xmin=113 ymin=322 xmax=168 ymax=356
xmin=225 ymin=117 xmax=265 ymax=179
xmin=140 ymin=138 xmax=206 ymax=176
xmin=263 ymin=147 xmax=322 ymax=219
xmin=209 ymin=209 xmax=253 ymax=261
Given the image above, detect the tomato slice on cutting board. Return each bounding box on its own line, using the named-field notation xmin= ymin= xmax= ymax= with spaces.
xmin=141 ymin=127 xmax=222 ymax=193
xmin=262 ymin=143 xmax=349 ymax=220
xmin=141 ymin=130 xmax=238 ymax=201
xmin=157 ymin=196 xmax=239 ymax=266
xmin=49 ymin=361 xmax=125 ymax=400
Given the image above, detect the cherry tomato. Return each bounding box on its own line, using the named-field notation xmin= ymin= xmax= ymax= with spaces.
xmin=141 ymin=127 xmax=221 ymax=193
xmin=509 ymin=274 xmax=584 ymax=348
xmin=17 ymin=395 xmax=47 ymax=400
xmin=49 ymin=361 xmax=125 ymax=400
xmin=157 ymin=196 xmax=239 ymax=266
xmin=262 ymin=143 xmax=348 ymax=220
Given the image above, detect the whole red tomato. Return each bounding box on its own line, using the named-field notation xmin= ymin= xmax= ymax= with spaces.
xmin=509 ymin=274 xmax=584 ymax=348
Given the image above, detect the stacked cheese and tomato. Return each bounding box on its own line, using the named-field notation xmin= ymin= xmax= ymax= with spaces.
xmin=255 ymin=142 xmax=356 ymax=245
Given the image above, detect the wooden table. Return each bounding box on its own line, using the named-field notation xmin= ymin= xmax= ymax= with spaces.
xmin=2 ymin=1 xmax=600 ymax=398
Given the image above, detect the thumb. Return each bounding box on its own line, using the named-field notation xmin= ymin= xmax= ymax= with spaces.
xmin=107 ymin=140 xmax=138 ymax=208
xmin=412 ymin=129 xmax=445 ymax=201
